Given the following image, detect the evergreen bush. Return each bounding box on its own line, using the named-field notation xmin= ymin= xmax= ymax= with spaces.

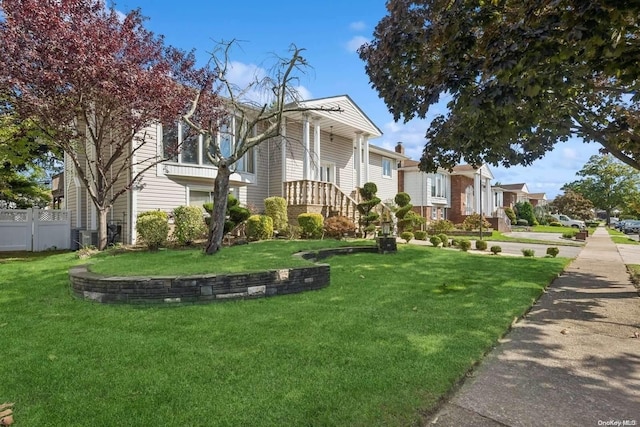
xmin=490 ymin=245 xmax=502 ymax=255
xmin=546 ymin=247 xmax=560 ymax=257
xmin=136 ymin=210 xmax=169 ymax=250
xmin=264 ymin=196 xmax=288 ymax=233
xmin=400 ymin=231 xmax=414 ymax=243
xmin=475 ymin=239 xmax=488 ymax=250
xmin=437 ymin=233 xmax=449 ymax=247
xmin=522 ymin=248 xmax=535 ymax=257
xmin=298 ymin=213 xmax=324 ymax=239
xmin=414 ymin=230 xmax=428 ymax=240
xmin=172 ymin=205 xmax=206 ymax=245
xmin=429 ymin=235 xmax=442 ymax=247
xmin=246 ymin=215 xmax=274 ymax=241
xmin=458 ymin=239 xmax=471 ymax=251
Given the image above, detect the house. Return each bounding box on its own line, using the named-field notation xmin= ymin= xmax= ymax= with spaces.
xmin=494 ymin=183 xmax=547 ymax=208
xmin=62 ymin=95 xmax=407 ymax=245
xmin=395 ymin=144 xmax=510 ymax=231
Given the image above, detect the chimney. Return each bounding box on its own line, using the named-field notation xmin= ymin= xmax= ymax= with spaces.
xmin=395 ymin=142 xmax=404 ymax=155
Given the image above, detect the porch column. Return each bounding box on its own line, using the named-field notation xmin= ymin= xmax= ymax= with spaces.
xmin=354 ymin=132 xmax=362 ymax=188
xmin=280 ymin=118 xmax=287 ymax=196
xmin=363 ymin=133 xmax=370 ymax=183
xmin=313 ymin=117 xmax=321 ymax=181
xmin=302 ymin=114 xmax=310 ymax=180
xmin=474 ymin=172 xmax=481 ymax=214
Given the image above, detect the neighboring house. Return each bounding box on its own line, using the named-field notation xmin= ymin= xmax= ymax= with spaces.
xmin=494 ymin=183 xmax=547 ymax=208
xmin=395 ymin=144 xmax=510 ymax=230
xmin=62 ymin=95 xmax=407 ymax=245
xmin=527 ymin=192 xmax=548 ymax=207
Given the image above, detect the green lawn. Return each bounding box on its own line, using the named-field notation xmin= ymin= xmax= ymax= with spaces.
xmin=0 ymin=243 xmax=568 ymax=426
xmin=482 ymin=230 xmax=581 ymax=246
xmin=607 ymin=227 xmax=640 ymax=245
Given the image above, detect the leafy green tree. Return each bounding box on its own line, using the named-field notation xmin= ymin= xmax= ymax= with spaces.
xmin=549 ymin=190 xmax=594 ymax=220
xmin=563 ymin=155 xmax=640 ymax=223
xmin=515 ymin=201 xmax=538 ymax=226
xmin=359 ymin=1 xmax=640 ymax=172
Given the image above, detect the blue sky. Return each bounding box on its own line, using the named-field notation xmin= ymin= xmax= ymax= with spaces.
xmin=119 ymin=0 xmax=600 ymax=198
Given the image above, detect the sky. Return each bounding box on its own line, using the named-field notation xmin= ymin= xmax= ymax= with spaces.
xmin=117 ymin=0 xmax=602 ymax=199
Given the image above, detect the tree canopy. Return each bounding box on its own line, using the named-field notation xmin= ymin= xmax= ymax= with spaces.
xmin=359 ymin=1 xmax=640 ymax=172
xmin=0 ymin=0 xmax=217 ymax=249
xmin=549 ymin=189 xmax=594 ymax=220
xmin=563 ymin=154 xmax=640 ymax=221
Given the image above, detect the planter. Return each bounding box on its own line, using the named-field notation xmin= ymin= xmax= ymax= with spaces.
xmin=376 ymin=236 xmax=397 ymax=254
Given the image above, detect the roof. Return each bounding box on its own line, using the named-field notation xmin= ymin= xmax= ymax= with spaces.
xmin=285 ymin=94 xmax=382 ymax=140
xmin=528 ymin=192 xmax=547 ymax=200
xmin=499 ymin=183 xmax=529 ymax=192
xmin=369 ymin=144 xmax=409 ymax=160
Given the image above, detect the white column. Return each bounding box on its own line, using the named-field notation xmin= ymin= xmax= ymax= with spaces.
xmin=474 ymin=172 xmax=481 ymax=213
xmin=302 ymin=115 xmax=310 ymax=180
xmin=313 ymin=118 xmax=321 ymax=180
xmin=363 ymin=133 xmax=370 ymax=183
xmin=355 ymin=132 xmax=362 ymax=187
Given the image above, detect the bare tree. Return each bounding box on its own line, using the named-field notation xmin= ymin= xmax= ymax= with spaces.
xmin=184 ymin=42 xmax=340 ymax=255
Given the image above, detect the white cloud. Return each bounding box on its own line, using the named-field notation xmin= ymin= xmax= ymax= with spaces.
xmin=349 ymin=21 xmax=366 ymax=31
xmin=345 ymin=36 xmax=369 ymax=53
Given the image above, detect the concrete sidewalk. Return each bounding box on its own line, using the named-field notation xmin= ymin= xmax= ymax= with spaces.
xmin=429 ymin=226 xmax=640 ymax=426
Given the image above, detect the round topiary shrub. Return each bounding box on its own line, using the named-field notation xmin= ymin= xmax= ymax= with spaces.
xmin=246 ymin=215 xmax=274 ymax=241
xmin=429 ymin=235 xmax=442 ymax=247
xmin=490 ymin=245 xmax=502 ymax=255
xmin=522 ymin=248 xmax=535 ymax=257
xmin=414 ymin=230 xmax=428 ymax=240
xmin=475 ymin=239 xmax=488 ymax=251
xmin=324 ymin=215 xmax=356 ymax=239
xmin=546 ymin=247 xmax=560 ymax=258
xmin=437 ymin=233 xmax=449 ymax=247
xmin=400 ymin=231 xmax=414 ymax=243
xmin=298 ymin=213 xmax=324 ymax=239
xmin=136 ymin=210 xmax=169 ymax=251
xmin=458 ymin=239 xmax=471 ymax=251
xmin=172 ymin=205 xmax=206 ymax=245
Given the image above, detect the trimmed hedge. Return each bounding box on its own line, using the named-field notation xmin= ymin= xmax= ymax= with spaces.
xmin=246 ymin=215 xmax=274 ymax=241
xmin=136 ymin=211 xmax=169 ymax=250
xmin=298 ymin=213 xmax=324 ymax=239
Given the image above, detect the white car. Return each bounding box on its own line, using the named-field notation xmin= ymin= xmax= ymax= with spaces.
xmin=551 ymin=214 xmax=586 ymax=229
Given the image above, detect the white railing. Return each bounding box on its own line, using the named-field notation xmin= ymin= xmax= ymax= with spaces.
xmin=284 ymin=180 xmax=359 ymax=223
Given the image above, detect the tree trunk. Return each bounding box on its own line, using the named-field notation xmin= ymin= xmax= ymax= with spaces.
xmin=205 ymin=164 xmax=231 ymax=255
xmin=97 ymin=206 xmax=109 ymax=250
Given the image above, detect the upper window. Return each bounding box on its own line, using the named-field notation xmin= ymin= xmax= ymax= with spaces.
xmin=431 ymin=173 xmax=446 ymax=198
xmin=382 ymin=158 xmax=392 ymax=178
xmin=162 ymin=123 xmax=179 ymax=161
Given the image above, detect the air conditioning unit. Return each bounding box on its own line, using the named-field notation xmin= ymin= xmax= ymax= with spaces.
xmin=79 ymin=230 xmax=99 ymax=247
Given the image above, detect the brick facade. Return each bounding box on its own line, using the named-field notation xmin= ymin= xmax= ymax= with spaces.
xmin=449 ymin=175 xmax=474 ymax=224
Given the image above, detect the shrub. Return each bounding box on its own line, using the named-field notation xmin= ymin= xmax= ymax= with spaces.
xmin=264 ymin=197 xmax=288 ymax=232
xmin=414 ymin=230 xmax=428 ymax=240
xmin=546 ymin=247 xmax=560 ymax=257
xmin=298 ymin=213 xmax=324 ymax=239
xmin=437 ymin=233 xmax=449 ymax=247
xmin=562 ymin=229 xmax=578 ymax=239
xmin=516 ymin=219 xmax=529 ymax=226
xmin=203 ymin=195 xmax=250 ymax=234
xmin=458 ymin=239 xmax=471 ymax=251
xmin=462 ymin=213 xmax=491 ymax=231
xmin=475 ymin=239 xmax=488 ymax=251
xmin=428 ymin=219 xmax=455 ymax=234
xmin=246 ymin=215 xmax=274 ymax=241
xmin=136 ymin=211 xmax=169 ymax=250
xmin=504 ymin=207 xmax=517 ymax=223
xmin=357 ymin=182 xmax=381 ymax=238
xmin=429 ymin=235 xmax=442 ymax=247
xmin=394 ymin=192 xmax=415 ymax=232
xmin=172 ymin=205 xmax=206 ymax=245
xmin=400 ymin=231 xmax=414 ymax=243
xmin=490 ymin=245 xmax=502 ymax=255
xmin=324 ymin=215 xmax=356 ymax=239
xmin=451 ymin=238 xmax=461 ymax=247
xmin=522 ymin=248 xmax=535 ymax=257
xmin=515 ymin=201 xmax=538 ymax=226
xmin=549 ymin=221 xmax=562 ymax=227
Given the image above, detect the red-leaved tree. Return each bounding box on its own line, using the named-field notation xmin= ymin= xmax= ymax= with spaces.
xmin=0 ymin=0 xmax=220 ymax=249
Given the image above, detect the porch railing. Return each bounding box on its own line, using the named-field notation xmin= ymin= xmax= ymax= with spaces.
xmin=284 ymin=180 xmax=359 ymax=222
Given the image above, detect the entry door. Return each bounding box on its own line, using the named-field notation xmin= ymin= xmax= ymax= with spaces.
xmin=320 ymin=162 xmax=335 ymax=183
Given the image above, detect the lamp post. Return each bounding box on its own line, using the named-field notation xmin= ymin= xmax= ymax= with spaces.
xmin=381 ymin=220 xmax=392 ymax=237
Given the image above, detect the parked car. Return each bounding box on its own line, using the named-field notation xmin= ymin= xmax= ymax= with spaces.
xmin=622 ymin=220 xmax=640 ymax=234
xmin=550 ymin=214 xmax=586 ymax=229
xmin=616 ymin=219 xmax=633 ymax=231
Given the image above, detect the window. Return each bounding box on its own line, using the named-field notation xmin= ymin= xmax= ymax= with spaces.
xmin=431 ymin=208 xmax=437 ymax=220
xmin=320 ymin=162 xmax=335 ymax=183
xmin=180 ymin=122 xmax=199 ymax=164
xmin=162 ymin=123 xmax=179 ymax=161
xmin=465 ymin=185 xmax=474 ymax=215
xmin=431 ymin=173 xmax=446 ymax=198
xmin=382 ymin=158 xmax=392 ymax=178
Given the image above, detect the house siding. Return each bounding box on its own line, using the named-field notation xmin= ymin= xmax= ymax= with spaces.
xmin=368 ymin=152 xmax=398 ymax=203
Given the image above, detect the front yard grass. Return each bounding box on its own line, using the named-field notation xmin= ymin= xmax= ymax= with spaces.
xmin=0 ymin=243 xmax=568 ymax=426
xmin=483 ymin=231 xmax=581 ymax=246
xmin=608 ymin=227 xmax=640 ymax=245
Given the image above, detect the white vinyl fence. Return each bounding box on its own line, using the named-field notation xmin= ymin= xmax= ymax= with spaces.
xmin=0 ymin=208 xmax=71 ymax=251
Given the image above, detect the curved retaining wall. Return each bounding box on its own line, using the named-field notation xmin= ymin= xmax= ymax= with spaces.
xmin=69 ymin=245 xmax=379 ymax=304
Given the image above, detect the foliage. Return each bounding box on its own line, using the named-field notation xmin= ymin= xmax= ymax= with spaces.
xmin=324 ymin=215 xmax=356 ymax=239
xmin=136 ymin=211 xmax=169 ymax=251
xmin=428 ymin=219 xmax=454 ymax=234
xmin=0 ymin=0 xmax=216 ymax=249
xmin=546 ymin=247 xmax=560 ymax=258
xmin=437 ymin=233 xmax=449 ymax=247
xmin=504 ymin=207 xmax=517 ymax=224
xmin=521 ymin=249 xmax=536 ymax=257
xmin=563 ymin=155 xmax=640 ymax=222
xmin=516 ymin=219 xmax=529 ymax=227
xmin=429 ymin=235 xmax=442 ymax=247
xmin=458 ymin=240 xmax=471 ymax=252
xmin=204 ymin=195 xmax=251 ymax=234
xmin=359 ymin=1 xmax=640 ymax=172
xmin=357 ymin=182 xmax=381 ymax=237
xmin=515 ymin=201 xmax=538 ymax=226
xmin=549 ymin=221 xmax=562 ymax=227
xmin=490 ymin=245 xmax=502 ymax=255
xmin=462 ymin=213 xmax=492 ymax=231
xmin=400 ymin=231 xmax=414 ymax=243
xmin=298 ymin=213 xmax=324 ymax=239
xmin=549 ymin=190 xmax=595 ymax=220
xmin=475 ymin=240 xmax=488 ymax=251
xmin=246 ymin=215 xmax=274 ymax=241
xmin=172 ymin=206 xmax=206 ymax=246
xmin=264 ymin=197 xmax=288 ymax=233
xmin=534 ymin=205 xmax=551 ymax=225
xmin=394 ymin=192 xmax=417 ymax=232
xmin=414 ymin=230 xmax=428 ymax=241
xmin=562 ymin=230 xmax=578 ymax=239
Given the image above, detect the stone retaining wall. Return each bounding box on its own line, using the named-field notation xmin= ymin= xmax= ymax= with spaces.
xmin=70 ymin=264 xmax=330 ymax=304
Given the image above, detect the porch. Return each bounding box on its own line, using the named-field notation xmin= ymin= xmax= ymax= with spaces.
xmin=284 ymin=180 xmax=360 ymax=226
